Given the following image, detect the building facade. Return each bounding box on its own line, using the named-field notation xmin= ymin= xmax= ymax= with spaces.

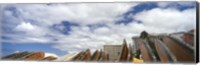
xmin=103 ymin=45 xmax=122 ymax=61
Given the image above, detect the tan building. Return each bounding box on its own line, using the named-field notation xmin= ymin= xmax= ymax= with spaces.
xmin=103 ymin=45 xmax=122 ymax=61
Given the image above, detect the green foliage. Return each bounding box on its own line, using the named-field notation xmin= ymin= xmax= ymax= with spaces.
xmin=134 ymin=49 xmax=141 ymax=58
xmin=140 ymin=31 xmax=148 ymax=39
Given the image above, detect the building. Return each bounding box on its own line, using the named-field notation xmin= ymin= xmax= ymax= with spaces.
xmin=131 ymin=30 xmax=195 ymax=62
xmin=2 ymin=51 xmax=57 ymax=61
xmin=183 ymin=32 xmax=194 ymax=46
xmin=132 ymin=37 xmax=140 ymax=53
xmin=103 ymin=45 xmax=122 ymax=61
xmin=54 ymin=53 xmax=77 ymax=61
xmin=118 ymin=39 xmax=131 ymax=62
xmin=71 ymin=49 xmax=109 ymax=62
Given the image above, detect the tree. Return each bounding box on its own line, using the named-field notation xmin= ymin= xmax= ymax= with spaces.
xmin=140 ymin=31 xmax=148 ymax=39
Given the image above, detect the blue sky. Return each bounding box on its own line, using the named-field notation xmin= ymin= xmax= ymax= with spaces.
xmin=1 ymin=2 xmax=196 ymax=57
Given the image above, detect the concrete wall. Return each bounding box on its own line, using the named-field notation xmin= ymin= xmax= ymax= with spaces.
xmin=103 ymin=45 xmax=122 ymax=61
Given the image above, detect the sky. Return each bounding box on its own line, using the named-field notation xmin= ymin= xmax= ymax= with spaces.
xmin=1 ymin=2 xmax=196 ymax=57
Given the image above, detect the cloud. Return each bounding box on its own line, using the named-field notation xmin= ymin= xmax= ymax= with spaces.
xmin=2 ymin=2 xmax=196 ymax=54
xmin=14 ymin=22 xmax=46 ymax=36
xmin=2 ymin=3 xmax=138 ymax=43
xmin=3 ymin=22 xmax=52 ymax=43
xmin=133 ymin=8 xmax=196 ymax=33
xmin=2 ymin=3 xmax=139 ymax=53
xmin=52 ymin=22 xmax=146 ymax=53
xmin=15 ymin=22 xmax=35 ymax=31
xmin=3 ymin=3 xmax=137 ymax=26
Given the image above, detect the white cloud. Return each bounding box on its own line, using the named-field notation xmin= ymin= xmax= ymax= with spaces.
xmin=2 ymin=3 xmax=196 ymax=54
xmin=93 ymin=27 xmax=111 ymax=35
xmin=133 ymin=8 xmax=196 ymax=33
xmin=4 ymin=3 xmax=137 ymax=26
xmin=9 ymin=22 xmax=52 ymax=43
xmin=14 ymin=22 xmax=37 ymax=33
xmin=53 ymin=22 xmax=146 ymax=53
xmin=25 ymin=37 xmax=51 ymax=43
xmin=2 ymin=3 xmax=138 ymax=44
